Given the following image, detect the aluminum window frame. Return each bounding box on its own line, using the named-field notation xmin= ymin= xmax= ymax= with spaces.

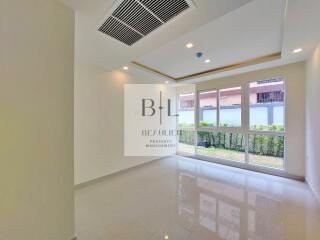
xmin=177 ymin=77 xmax=287 ymax=174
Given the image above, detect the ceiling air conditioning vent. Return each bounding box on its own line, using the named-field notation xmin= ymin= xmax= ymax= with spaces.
xmin=99 ymin=16 xmax=143 ymax=46
xmin=98 ymin=0 xmax=194 ymax=46
xmin=139 ymin=0 xmax=190 ymax=23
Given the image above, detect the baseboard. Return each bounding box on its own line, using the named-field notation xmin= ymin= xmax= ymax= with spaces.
xmin=183 ymin=154 xmax=305 ymax=181
xmin=74 ymin=156 xmax=169 ymax=189
xmin=306 ymin=180 xmax=320 ymax=206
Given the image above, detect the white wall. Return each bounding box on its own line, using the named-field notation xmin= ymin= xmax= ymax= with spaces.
xmin=306 ymin=44 xmax=320 ymax=203
xmin=74 ymin=62 xmax=168 ymax=184
xmin=75 ymin=61 xmax=307 ymax=184
xmin=197 ymin=62 xmax=306 ymax=177
xmin=0 ymin=0 xmax=75 ymax=239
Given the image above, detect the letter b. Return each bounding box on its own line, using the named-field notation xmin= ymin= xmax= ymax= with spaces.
xmin=142 ymin=99 xmax=155 ymax=116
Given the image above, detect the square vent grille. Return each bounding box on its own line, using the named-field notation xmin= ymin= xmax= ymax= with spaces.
xmin=98 ymin=0 xmax=193 ymax=46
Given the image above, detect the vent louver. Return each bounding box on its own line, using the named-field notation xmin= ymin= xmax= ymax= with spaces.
xmin=140 ymin=0 xmax=189 ymax=22
xmin=98 ymin=17 xmax=143 ymax=46
xmin=98 ymin=0 xmax=192 ymax=46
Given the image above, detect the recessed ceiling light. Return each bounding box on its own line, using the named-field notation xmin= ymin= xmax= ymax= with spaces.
xmin=164 ymin=235 xmax=169 ymax=240
xmin=165 ymin=81 xmax=169 ymax=84
xmin=293 ymin=48 xmax=302 ymax=53
xmin=186 ymin=43 xmax=193 ymax=48
xmin=123 ymin=66 xmax=129 ymax=70
xmin=205 ymin=59 xmax=211 ymax=63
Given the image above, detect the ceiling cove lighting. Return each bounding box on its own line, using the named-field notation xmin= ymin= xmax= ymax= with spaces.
xmin=293 ymin=48 xmax=302 ymax=53
xmin=186 ymin=43 xmax=194 ymax=48
xmin=205 ymin=59 xmax=211 ymax=63
xmin=123 ymin=66 xmax=129 ymax=70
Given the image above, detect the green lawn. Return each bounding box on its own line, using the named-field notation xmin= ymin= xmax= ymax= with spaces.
xmin=178 ymin=142 xmax=196 ymax=154
xmin=197 ymin=146 xmax=245 ymax=162
xmin=178 ymin=143 xmax=283 ymax=169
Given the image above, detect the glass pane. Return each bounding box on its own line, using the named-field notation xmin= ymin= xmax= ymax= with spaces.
xmin=178 ymin=130 xmax=195 ymax=155
xmin=219 ymin=87 xmax=241 ymax=127
xmin=199 ymin=90 xmax=217 ymax=127
xmin=178 ymin=93 xmax=194 ymax=128
xmin=249 ymin=134 xmax=284 ymax=169
xmin=197 ymin=131 xmax=245 ymax=162
xmin=250 ymin=78 xmax=284 ymax=131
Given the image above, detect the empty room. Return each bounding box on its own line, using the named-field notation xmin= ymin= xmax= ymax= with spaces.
xmin=1 ymin=0 xmax=320 ymax=239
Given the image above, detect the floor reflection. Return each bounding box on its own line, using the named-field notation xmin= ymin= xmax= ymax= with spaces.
xmin=75 ymin=156 xmax=320 ymax=240
xmin=177 ymin=159 xmax=286 ymax=240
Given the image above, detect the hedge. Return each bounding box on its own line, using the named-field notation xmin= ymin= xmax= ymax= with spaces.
xmin=179 ymin=124 xmax=284 ymax=158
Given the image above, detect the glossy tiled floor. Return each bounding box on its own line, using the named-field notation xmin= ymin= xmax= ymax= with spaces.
xmin=75 ymin=156 xmax=320 ymax=240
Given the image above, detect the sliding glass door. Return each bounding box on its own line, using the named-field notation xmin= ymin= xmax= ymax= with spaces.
xmin=177 ymin=77 xmax=285 ymax=172
xmin=177 ymin=92 xmax=196 ymax=155
xmin=248 ymin=78 xmax=285 ymax=169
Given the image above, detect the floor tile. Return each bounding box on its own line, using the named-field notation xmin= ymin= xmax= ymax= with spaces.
xmin=75 ymin=156 xmax=320 ymax=240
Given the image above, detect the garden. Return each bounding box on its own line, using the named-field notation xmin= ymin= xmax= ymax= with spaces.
xmin=178 ymin=123 xmax=284 ymax=169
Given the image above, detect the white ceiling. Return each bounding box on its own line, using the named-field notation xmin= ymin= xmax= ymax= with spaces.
xmin=60 ymin=0 xmax=320 ymax=82
xmin=136 ymin=0 xmax=285 ymax=78
xmin=281 ymin=0 xmax=320 ymax=61
xmin=60 ymin=0 xmax=253 ymax=69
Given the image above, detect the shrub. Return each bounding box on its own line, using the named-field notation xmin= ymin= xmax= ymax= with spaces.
xmin=179 ymin=124 xmax=284 ymax=157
